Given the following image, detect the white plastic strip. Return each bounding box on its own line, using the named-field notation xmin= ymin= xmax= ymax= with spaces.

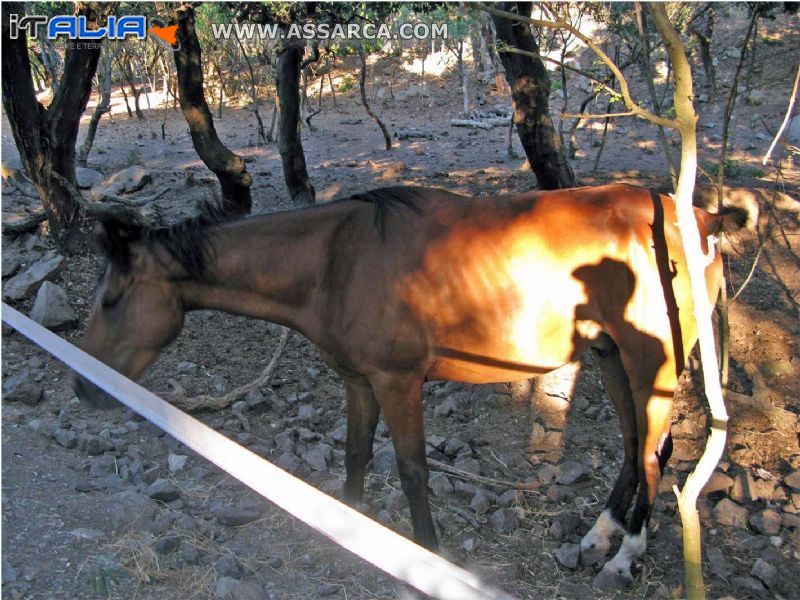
xmin=2 ymin=304 xmax=515 ymax=600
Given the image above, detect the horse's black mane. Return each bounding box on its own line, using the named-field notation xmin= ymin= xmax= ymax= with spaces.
xmin=349 ymin=186 xmax=423 ymax=236
xmin=99 ymin=202 xmax=226 ymax=279
xmin=100 ymin=187 xmax=424 ymax=276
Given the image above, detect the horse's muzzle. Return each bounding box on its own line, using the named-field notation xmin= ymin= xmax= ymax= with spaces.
xmin=71 ymin=372 xmax=122 ymax=410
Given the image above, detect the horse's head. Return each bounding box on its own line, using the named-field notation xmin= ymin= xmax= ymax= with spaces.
xmin=73 ymin=215 xmax=186 ymax=408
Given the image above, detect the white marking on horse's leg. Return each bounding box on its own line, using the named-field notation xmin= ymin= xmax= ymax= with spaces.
xmin=600 ymin=529 xmax=647 ymax=582
xmin=580 ymin=509 xmax=624 ymax=565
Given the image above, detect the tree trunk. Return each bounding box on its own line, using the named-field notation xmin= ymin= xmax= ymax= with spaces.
xmin=650 ymin=5 xmax=728 ymax=599
xmin=172 ymin=4 xmax=252 ymax=215
xmin=492 ymin=1 xmax=575 ymax=189
xmin=357 ymin=44 xmax=392 ymax=151
xmin=78 ymin=43 xmax=112 ymax=167
xmin=1 ymin=4 xmax=101 ymax=252
xmin=276 ymin=38 xmax=315 ymax=205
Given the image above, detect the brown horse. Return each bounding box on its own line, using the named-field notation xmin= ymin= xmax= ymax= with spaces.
xmin=73 ymin=183 xmax=746 ymax=584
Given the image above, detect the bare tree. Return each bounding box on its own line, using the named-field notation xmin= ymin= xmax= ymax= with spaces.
xmin=172 ymin=3 xmax=253 ymax=215
xmin=78 ymin=43 xmax=114 ymax=168
xmin=357 ymin=43 xmax=392 ymax=151
xmin=491 ymin=1 xmax=575 ymax=189
xmin=1 ymin=3 xmax=102 ymax=251
xmin=276 ymin=36 xmax=315 ymax=204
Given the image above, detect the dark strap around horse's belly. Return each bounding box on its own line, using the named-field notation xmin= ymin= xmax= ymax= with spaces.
xmin=429 ymin=346 xmax=560 ymax=384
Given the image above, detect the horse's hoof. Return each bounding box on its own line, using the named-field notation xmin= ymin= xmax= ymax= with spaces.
xmin=593 ymin=564 xmax=633 ymax=590
xmin=579 ymin=537 xmax=610 ymax=566
xmin=579 ymin=544 xmax=607 ymax=567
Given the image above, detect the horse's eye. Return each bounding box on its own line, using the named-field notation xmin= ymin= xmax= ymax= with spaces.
xmin=101 ymin=293 xmax=121 ymax=309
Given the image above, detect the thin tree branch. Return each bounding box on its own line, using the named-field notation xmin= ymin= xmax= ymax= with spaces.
xmin=762 ymin=62 xmax=800 ymax=165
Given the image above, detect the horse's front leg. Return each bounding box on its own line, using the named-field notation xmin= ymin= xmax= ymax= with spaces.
xmin=342 ymin=376 xmax=380 ymax=506
xmin=581 ymin=342 xmax=637 ymax=566
xmin=370 ymin=371 xmax=438 ymax=550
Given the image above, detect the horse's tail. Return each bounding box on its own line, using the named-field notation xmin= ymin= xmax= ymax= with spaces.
xmin=705 ymin=205 xmax=752 ymax=235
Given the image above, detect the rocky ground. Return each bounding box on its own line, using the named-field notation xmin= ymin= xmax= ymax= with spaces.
xmin=3 ymin=6 xmax=800 ymax=600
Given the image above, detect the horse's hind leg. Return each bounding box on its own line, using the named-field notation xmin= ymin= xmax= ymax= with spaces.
xmin=343 ymin=376 xmax=381 ymax=506
xmin=580 ymin=340 xmax=638 ymax=566
xmin=597 ymin=345 xmax=677 ymax=585
xmin=369 ymin=371 xmax=438 ymax=550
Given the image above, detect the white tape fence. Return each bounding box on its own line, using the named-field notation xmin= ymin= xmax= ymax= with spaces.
xmin=2 ymin=304 xmax=515 ymax=600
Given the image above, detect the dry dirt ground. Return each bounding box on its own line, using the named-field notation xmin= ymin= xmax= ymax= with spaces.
xmin=3 ymin=6 xmax=800 ymax=600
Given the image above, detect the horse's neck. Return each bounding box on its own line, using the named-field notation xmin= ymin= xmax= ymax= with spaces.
xmin=176 ymin=207 xmax=346 ymax=336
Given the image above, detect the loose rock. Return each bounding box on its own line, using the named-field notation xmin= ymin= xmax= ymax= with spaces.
xmin=469 ymin=489 xmax=492 ymax=514
xmin=3 ymin=255 xmax=65 ymax=300
xmin=713 ymin=498 xmax=750 ymax=528
xmin=554 ymin=542 xmax=581 ymax=570
xmin=749 ymin=509 xmax=782 ymax=536
xmin=489 ymin=508 xmax=518 ymax=534
xmin=428 ymin=472 xmax=454 ymax=497
xmin=3 ymin=372 xmax=42 ymax=405
xmin=556 ymin=461 xmax=591 ymax=485
xmin=75 ymin=167 xmax=104 ymax=189
xmin=29 ymin=282 xmax=76 ymax=330
xmin=168 ymin=453 xmax=189 ymax=473
xmin=147 ymin=479 xmax=181 ymax=502
xmin=214 ymin=502 xmax=264 ymax=527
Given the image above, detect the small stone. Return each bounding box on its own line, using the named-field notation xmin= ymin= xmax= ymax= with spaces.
xmin=3 ymin=255 xmax=65 ymax=300
xmin=593 ymin=568 xmax=630 ymax=590
xmin=536 ymin=463 xmax=559 ymax=483
xmin=147 ymin=479 xmax=181 ymax=502
xmin=232 ymin=580 xmax=263 ymax=600
xmin=297 ymin=404 xmax=317 ymax=421
xmin=453 ymin=457 xmax=481 ymax=475
xmin=549 ymin=512 xmax=582 ymax=541
xmin=109 ymin=490 xmax=157 ymax=532
xmin=497 ymin=489 xmax=522 ymax=507
xmin=302 ymin=445 xmax=330 ymax=471
xmin=384 ymin=489 xmax=408 ymax=512
xmin=556 ymin=461 xmax=591 ymax=485
xmin=180 ymin=541 xmax=201 ymax=565
xmin=216 ymin=554 xmax=243 ymax=578
xmin=706 ymin=545 xmax=734 ymax=579
xmin=701 ymin=471 xmax=733 ymax=498
xmin=75 ymin=167 xmax=104 ymax=189
xmin=713 ymin=498 xmax=749 ymax=528
xmin=168 ymin=453 xmax=188 ymax=473
xmin=78 ymin=434 xmax=114 ymax=456
xmin=3 ymin=372 xmax=42 ymax=405
xmin=749 ymin=509 xmax=782 ymax=536
xmin=434 ymin=396 xmax=458 ymax=418
xmin=54 ymin=429 xmax=77 ymax=449
xmin=428 ymin=472 xmax=454 ymax=497
xmin=731 ymin=576 xmax=768 ymax=599
xmin=372 ymin=446 xmax=396 ymax=476
xmin=443 ymin=438 xmax=471 ymax=458
xmin=785 ymin=469 xmax=800 ymax=492
xmin=317 ymin=583 xmax=341 ymax=596
xmin=215 ymin=576 xmax=240 ymax=599
xmin=461 ymin=537 xmax=482 ymax=553
xmin=276 ymin=452 xmax=302 ymax=474
xmin=153 ymin=535 xmax=180 ymax=555
xmin=214 ymin=502 xmax=264 ymax=527
xmin=489 ymin=508 xmax=517 ymax=534
xmin=751 ymin=558 xmax=778 ymax=588
xmin=469 ymin=489 xmax=492 ymax=514
xmin=554 ymin=543 xmax=581 ymax=570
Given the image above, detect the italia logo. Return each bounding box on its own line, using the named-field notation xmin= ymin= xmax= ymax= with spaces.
xmin=9 ymin=14 xmax=146 ymax=40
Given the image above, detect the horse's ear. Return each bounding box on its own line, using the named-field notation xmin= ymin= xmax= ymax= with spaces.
xmin=95 ymin=212 xmax=144 ymax=269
